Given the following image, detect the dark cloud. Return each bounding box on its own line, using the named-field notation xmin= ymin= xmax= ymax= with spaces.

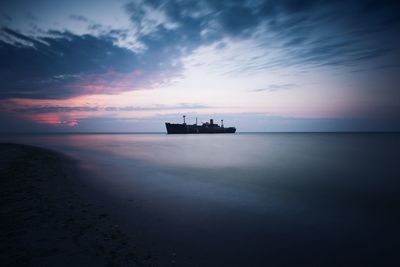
xmin=0 ymin=111 xmax=56 ymax=133
xmin=0 ymin=28 xmax=130 ymax=98
xmin=0 ymin=27 xmax=181 ymax=99
xmin=126 ymin=0 xmax=400 ymax=70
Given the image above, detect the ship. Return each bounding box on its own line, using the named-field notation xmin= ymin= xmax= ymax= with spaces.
xmin=165 ymin=116 xmax=236 ymax=134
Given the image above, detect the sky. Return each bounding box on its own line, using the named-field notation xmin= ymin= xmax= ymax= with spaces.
xmin=0 ymin=0 xmax=399 ymax=132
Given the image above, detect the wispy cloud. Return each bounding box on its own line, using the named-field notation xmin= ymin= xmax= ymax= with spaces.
xmin=251 ymin=84 xmax=296 ymax=93
xmin=68 ymin=14 xmax=89 ymax=22
xmin=13 ymin=103 xmax=212 ymax=113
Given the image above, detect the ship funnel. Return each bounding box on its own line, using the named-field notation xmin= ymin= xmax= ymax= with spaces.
xmin=210 ymin=119 xmax=213 ymax=125
xmin=221 ymin=119 xmax=224 ymax=128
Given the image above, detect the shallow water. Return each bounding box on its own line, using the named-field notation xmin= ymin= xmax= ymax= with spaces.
xmin=1 ymin=133 xmax=399 ymax=265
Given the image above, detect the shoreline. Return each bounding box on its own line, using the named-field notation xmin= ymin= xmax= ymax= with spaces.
xmin=0 ymin=143 xmax=153 ymax=266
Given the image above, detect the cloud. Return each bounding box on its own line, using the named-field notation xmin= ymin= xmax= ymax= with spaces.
xmin=251 ymin=84 xmax=296 ymax=93
xmin=124 ymin=0 xmax=400 ymax=73
xmin=4 ymin=101 xmax=214 ymax=128
xmin=14 ymin=106 xmax=100 ymax=113
xmin=0 ymin=27 xmax=182 ymax=99
xmin=13 ymin=103 xmax=212 ymax=113
xmin=103 ymin=103 xmax=211 ymax=112
xmin=69 ymin=14 xmax=89 ymax=22
xmin=0 ymin=0 xmax=399 ymax=108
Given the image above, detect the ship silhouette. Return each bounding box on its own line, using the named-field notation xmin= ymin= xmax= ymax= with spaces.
xmin=166 ymin=115 xmax=236 ymax=134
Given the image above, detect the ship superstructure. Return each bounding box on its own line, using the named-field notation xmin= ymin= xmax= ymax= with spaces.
xmin=165 ymin=116 xmax=236 ymax=134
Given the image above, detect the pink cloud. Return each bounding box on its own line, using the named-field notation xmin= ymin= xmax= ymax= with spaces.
xmin=64 ymin=119 xmax=79 ymax=127
xmin=25 ymin=113 xmax=80 ymax=127
xmin=72 ymin=69 xmax=143 ymax=94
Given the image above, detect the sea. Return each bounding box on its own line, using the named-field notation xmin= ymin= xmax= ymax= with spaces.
xmin=1 ymin=133 xmax=399 ymax=265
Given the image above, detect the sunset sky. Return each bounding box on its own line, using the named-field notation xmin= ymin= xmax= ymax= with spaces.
xmin=1 ymin=0 xmax=399 ymax=132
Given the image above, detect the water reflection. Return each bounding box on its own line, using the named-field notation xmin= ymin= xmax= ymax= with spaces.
xmin=1 ymin=133 xmax=399 ymax=265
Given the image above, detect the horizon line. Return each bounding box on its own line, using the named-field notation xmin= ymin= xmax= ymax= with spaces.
xmin=1 ymin=131 xmax=400 ymax=135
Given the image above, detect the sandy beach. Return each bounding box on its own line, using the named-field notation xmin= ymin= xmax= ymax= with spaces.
xmin=0 ymin=143 xmax=154 ymax=266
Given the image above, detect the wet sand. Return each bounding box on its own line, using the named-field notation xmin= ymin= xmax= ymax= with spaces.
xmin=0 ymin=143 xmax=154 ymax=266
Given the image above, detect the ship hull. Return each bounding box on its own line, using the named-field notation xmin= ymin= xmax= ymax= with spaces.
xmin=165 ymin=123 xmax=236 ymax=134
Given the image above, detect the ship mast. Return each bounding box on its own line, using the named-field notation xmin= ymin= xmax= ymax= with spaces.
xmin=183 ymin=115 xmax=186 ymax=124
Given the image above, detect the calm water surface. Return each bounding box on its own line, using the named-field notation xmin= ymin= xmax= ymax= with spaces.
xmin=1 ymin=133 xmax=399 ymax=266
